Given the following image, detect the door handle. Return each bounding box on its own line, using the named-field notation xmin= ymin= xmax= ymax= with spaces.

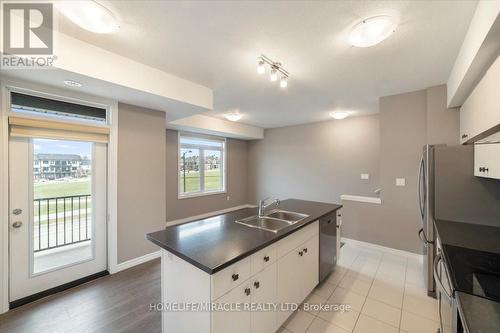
xmin=12 ymin=221 xmax=23 ymax=228
xmin=434 ymin=253 xmax=452 ymax=301
xmin=417 ymin=155 xmax=425 ymax=220
xmin=418 ymin=228 xmax=433 ymax=246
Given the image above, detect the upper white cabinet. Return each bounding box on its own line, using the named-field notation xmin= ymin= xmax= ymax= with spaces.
xmin=474 ymin=143 xmax=500 ymax=180
xmin=460 ymin=55 xmax=500 ymax=144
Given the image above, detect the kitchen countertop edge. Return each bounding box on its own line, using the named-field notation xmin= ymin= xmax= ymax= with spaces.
xmin=147 ymin=200 xmax=342 ymax=275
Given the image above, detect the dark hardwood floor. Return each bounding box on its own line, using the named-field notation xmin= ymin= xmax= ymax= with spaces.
xmin=0 ymin=259 xmax=161 ymax=333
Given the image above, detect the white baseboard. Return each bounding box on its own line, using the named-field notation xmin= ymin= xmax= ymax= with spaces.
xmin=112 ymin=250 xmax=161 ymax=274
xmin=342 ymin=237 xmax=423 ymax=262
xmin=165 ymin=204 xmax=255 ymax=227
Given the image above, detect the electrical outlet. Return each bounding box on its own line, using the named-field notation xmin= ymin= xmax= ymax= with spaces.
xmin=396 ymin=178 xmax=406 ymax=186
xmin=361 ymin=173 xmax=369 ymax=180
xmin=226 ymin=196 xmax=230 ymax=201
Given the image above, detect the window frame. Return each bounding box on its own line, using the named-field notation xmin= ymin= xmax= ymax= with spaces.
xmin=177 ymin=132 xmax=227 ymax=199
xmin=6 ymin=86 xmax=112 ymax=127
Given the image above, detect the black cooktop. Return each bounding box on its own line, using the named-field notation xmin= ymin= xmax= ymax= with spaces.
xmin=442 ymin=244 xmax=500 ymax=302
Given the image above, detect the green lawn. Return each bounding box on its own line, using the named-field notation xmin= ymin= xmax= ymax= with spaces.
xmin=33 ymin=178 xmax=91 ymax=220
xmin=180 ymin=169 xmax=222 ymax=193
xmin=34 ymin=178 xmax=91 ymax=199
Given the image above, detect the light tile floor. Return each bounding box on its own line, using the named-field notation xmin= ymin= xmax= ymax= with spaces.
xmin=281 ymin=242 xmax=440 ymax=333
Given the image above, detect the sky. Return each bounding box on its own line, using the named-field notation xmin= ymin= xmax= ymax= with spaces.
xmin=33 ymin=139 xmax=92 ymax=158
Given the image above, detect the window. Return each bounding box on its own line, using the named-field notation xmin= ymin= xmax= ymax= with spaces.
xmin=10 ymin=92 xmax=107 ymax=124
xmin=179 ymin=133 xmax=226 ymax=198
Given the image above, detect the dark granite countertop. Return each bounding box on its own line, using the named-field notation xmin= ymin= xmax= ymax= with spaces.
xmin=147 ymin=199 xmax=342 ymax=274
xmin=434 ymin=219 xmax=500 ymax=333
xmin=434 ymin=220 xmax=500 ymax=255
xmin=457 ymin=291 xmax=500 ymax=333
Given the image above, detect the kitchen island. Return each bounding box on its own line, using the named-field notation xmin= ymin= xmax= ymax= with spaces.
xmin=147 ymin=199 xmax=342 ymax=333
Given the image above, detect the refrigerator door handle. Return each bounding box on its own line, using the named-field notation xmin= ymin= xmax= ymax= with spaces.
xmin=417 ymin=155 xmax=425 ymax=220
xmin=418 ymin=228 xmax=433 ymax=246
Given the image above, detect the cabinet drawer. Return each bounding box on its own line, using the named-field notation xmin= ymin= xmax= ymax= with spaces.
xmin=250 ymin=243 xmax=277 ymax=276
xmin=276 ymin=221 xmax=319 ymax=258
xmin=211 ymin=256 xmax=251 ymax=300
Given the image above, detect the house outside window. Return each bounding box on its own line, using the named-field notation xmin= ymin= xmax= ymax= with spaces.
xmin=178 ymin=133 xmax=226 ymax=198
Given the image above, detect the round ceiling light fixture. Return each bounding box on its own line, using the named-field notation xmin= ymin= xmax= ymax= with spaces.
xmin=63 ymin=80 xmax=83 ymax=87
xmin=224 ymin=110 xmax=242 ymax=122
xmin=348 ymin=15 xmax=398 ymax=47
xmin=56 ymin=0 xmax=120 ymax=34
xmin=330 ymin=111 xmax=350 ymax=120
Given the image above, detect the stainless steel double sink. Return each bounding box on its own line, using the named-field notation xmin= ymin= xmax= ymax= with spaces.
xmin=235 ymin=209 xmax=309 ymax=233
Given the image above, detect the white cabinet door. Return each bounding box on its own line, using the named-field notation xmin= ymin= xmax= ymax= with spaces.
xmin=474 ymin=143 xmax=500 ymax=179
xmin=276 ymin=248 xmax=301 ymax=326
xmin=475 ymin=55 xmax=500 ymax=135
xmin=460 ymin=100 xmax=476 ymax=144
xmin=300 ymin=235 xmax=319 ymax=301
xmin=212 ymin=282 xmax=252 ymax=333
xmin=250 ymin=263 xmax=277 ymax=333
xmin=460 ymin=55 xmax=500 ymax=143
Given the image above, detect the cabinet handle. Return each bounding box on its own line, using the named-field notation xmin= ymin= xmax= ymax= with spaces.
xmin=232 ymin=273 xmax=239 ymax=281
xmin=263 ymin=255 xmax=270 ymax=262
xmin=244 ymin=287 xmax=251 ymax=296
xmin=303 ymin=248 xmax=308 ymax=253
xmin=298 ymin=251 xmax=303 ymax=256
xmin=485 ymin=167 xmax=489 ymax=172
xmin=254 ymin=281 xmax=260 ymax=289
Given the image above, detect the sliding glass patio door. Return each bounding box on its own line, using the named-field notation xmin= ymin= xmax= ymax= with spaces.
xmin=9 ymin=137 xmax=107 ymax=303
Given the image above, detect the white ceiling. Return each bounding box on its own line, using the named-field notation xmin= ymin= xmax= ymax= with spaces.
xmin=57 ymin=0 xmax=477 ymax=128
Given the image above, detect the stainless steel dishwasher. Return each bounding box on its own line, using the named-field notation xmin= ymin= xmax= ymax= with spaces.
xmin=319 ymin=210 xmax=340 ymax=282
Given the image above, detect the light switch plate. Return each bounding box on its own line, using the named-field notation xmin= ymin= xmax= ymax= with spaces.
xmin=361 ymin=173 xmax=369 ymax=180
xmin=396 ymin=178 xmax=406 ymax=186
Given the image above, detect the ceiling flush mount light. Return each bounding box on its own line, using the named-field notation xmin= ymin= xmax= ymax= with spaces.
xmin=224 ymin=111 xmax=242 ymax=122
xmin=56 ymin=0 xmax=120 ymax=34
xmin=257 ymin=55 xmax=289 ymax=89
xmin=330 ymin=111 xmax=350 ymax=120
xmin=63 ymin=80 xmax=83 ymax=87
xmin=349 ymin=15 xmax=397 ymax=47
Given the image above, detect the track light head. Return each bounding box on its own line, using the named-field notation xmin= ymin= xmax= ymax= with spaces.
xmin=257 ymin=60 xmax=265 ymax=74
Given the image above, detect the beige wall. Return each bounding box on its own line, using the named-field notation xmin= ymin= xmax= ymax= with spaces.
xmin=378 ymin=89 xmax=428 ymax=253
xmin=247 ymin=115 xmax=381 ymax=203
xmin=165 ymin=129 xmax=248 ymax=222
xmin=342 ymin=85 xmax=459 ymax=254
xmin=247 ymin=85 xmax=459 ymax=254
xmin=117 ymin=103 xmax=166 ymax=263
xmin=426 ymin=85 xmax=460 ymax=145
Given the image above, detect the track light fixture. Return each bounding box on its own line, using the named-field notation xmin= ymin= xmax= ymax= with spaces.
xmin=256 ymin=55 xmax=289 ymax=89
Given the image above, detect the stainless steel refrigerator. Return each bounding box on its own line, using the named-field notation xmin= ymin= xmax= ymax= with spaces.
xmin=417 ymin=144 xmax=500 ymax=297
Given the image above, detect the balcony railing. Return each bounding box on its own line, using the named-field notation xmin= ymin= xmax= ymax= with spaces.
xmin=34 ymin=194 xmax=91 ymax=253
